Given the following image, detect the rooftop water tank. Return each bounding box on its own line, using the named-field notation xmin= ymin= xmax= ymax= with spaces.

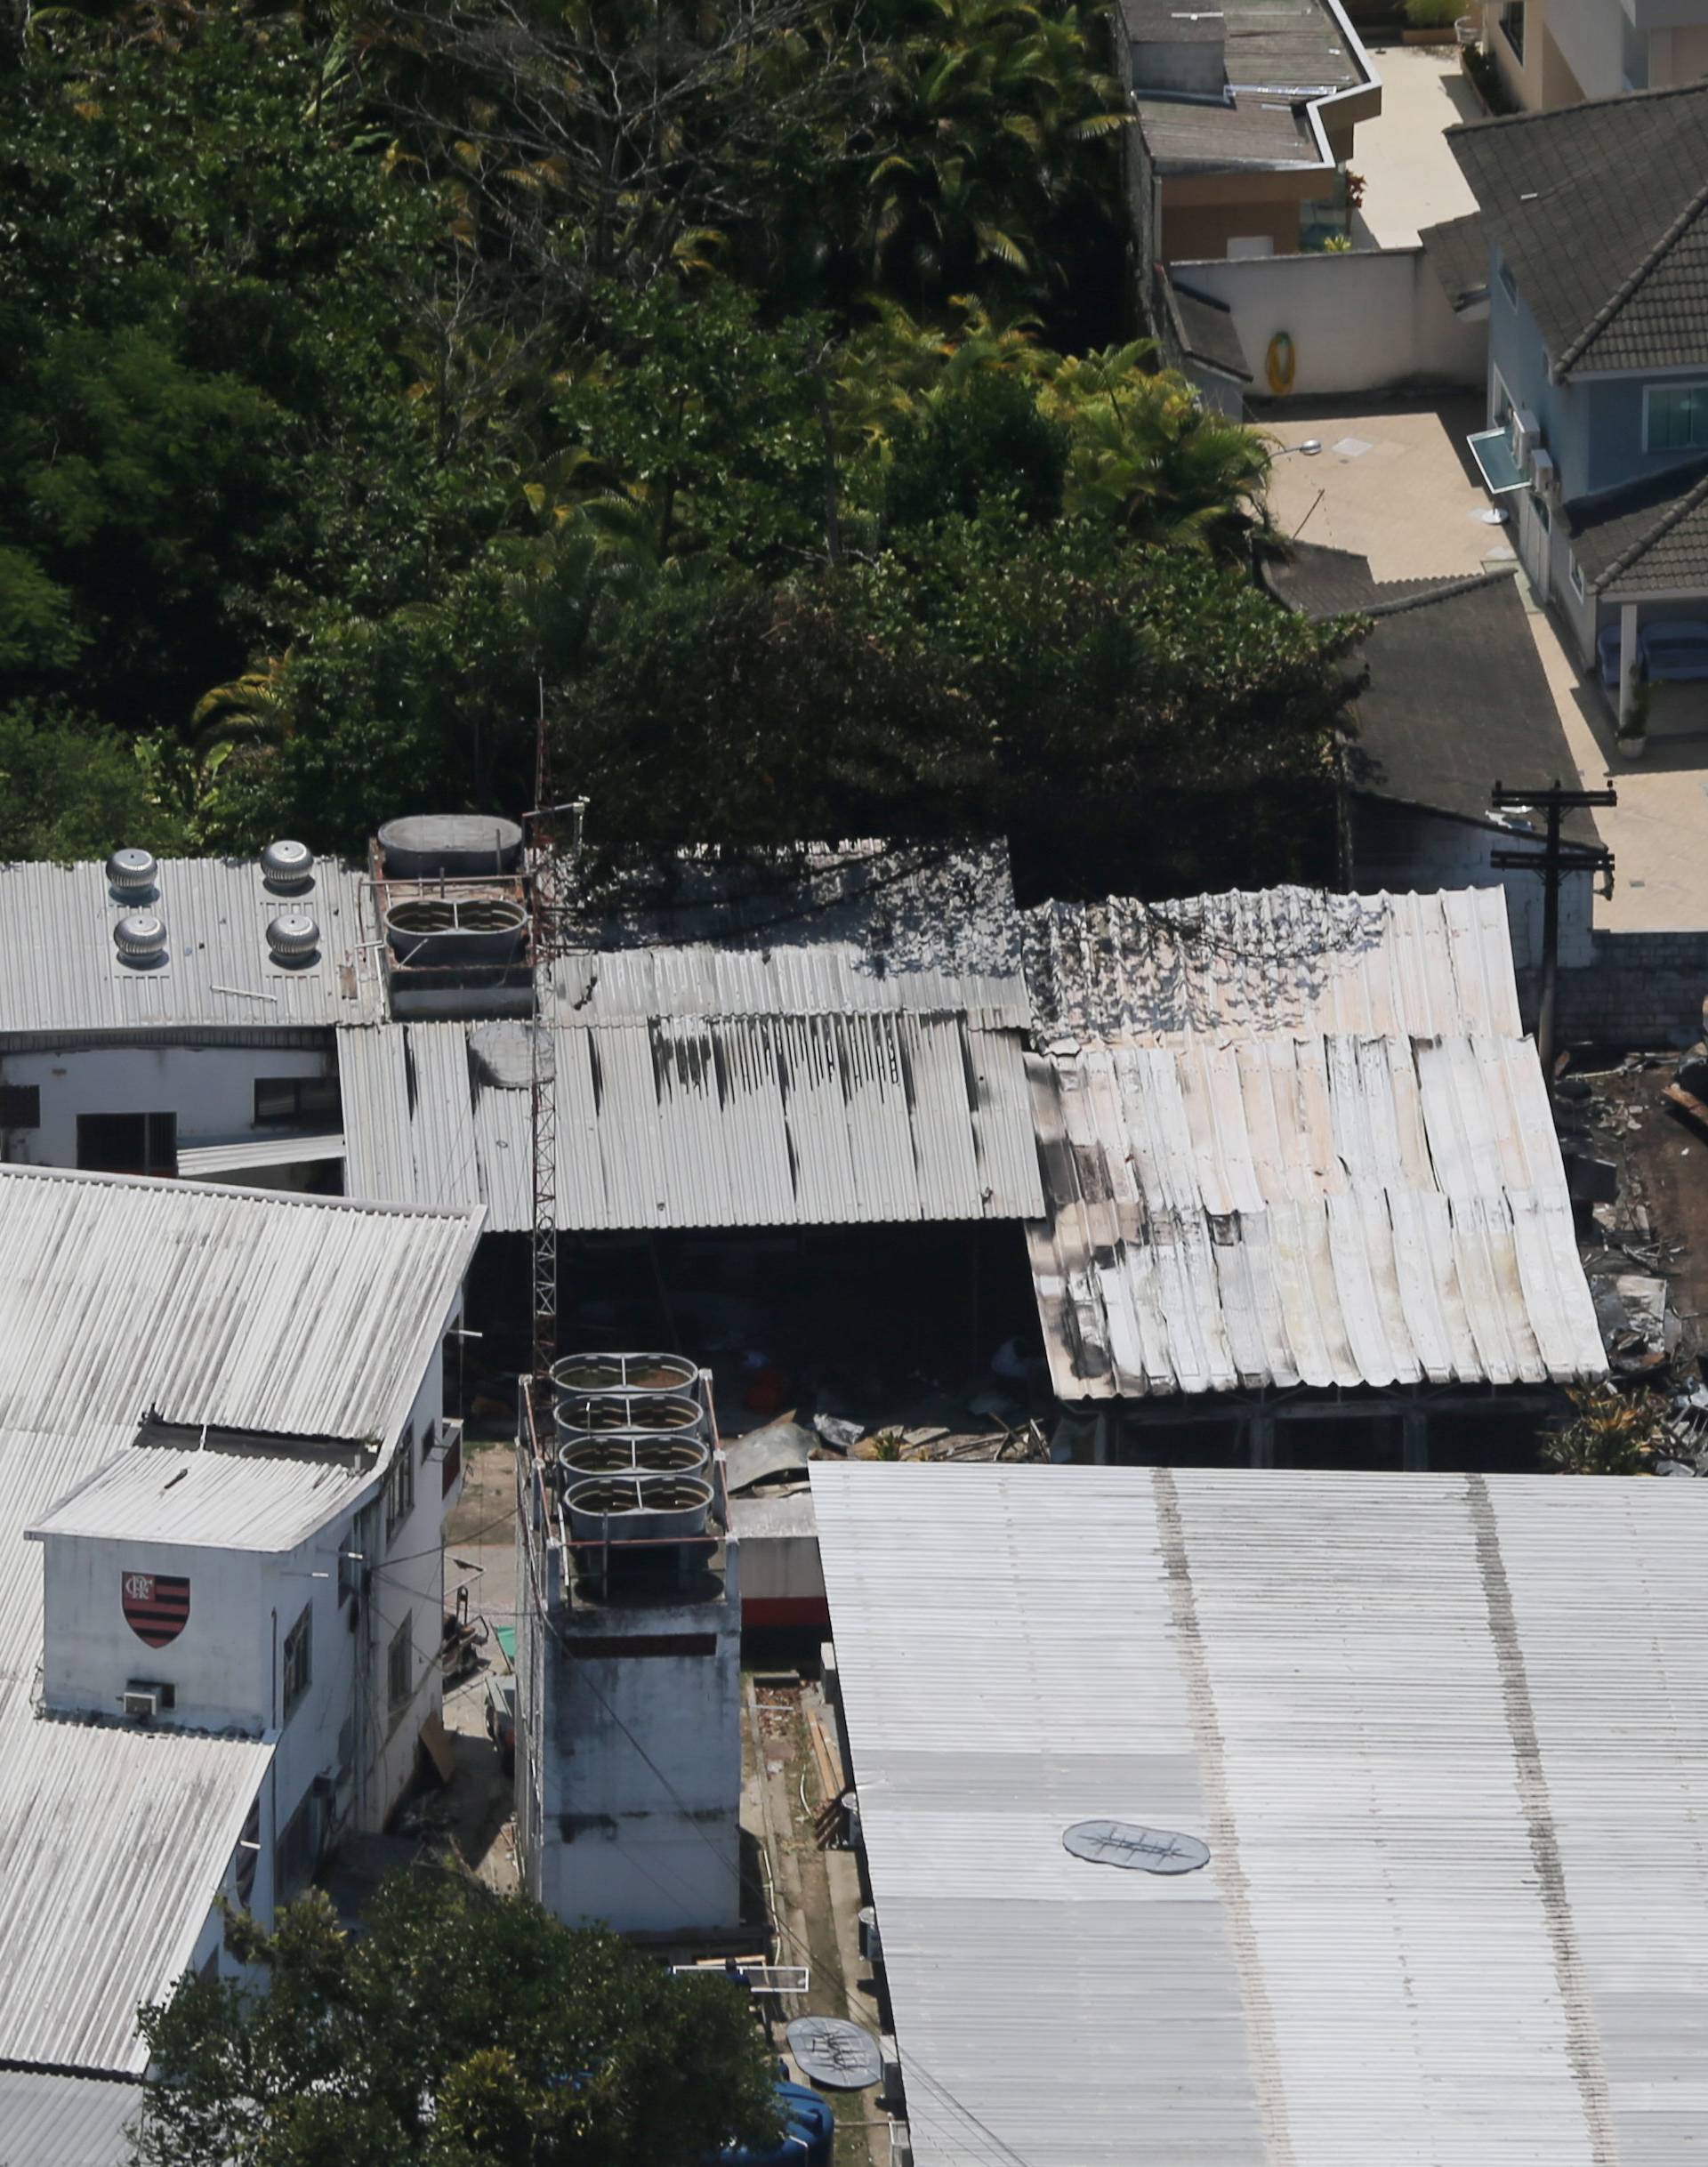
xmin=260 ymin=839 xmax=314 ymax=893
xmin=558 ymin=1434 xmax=711 ymax=1481
xmin=114 ymin=911 xmax=169 ymax=968
xmin=553 ymin=1389 xmax=705 ymax=1441
xmin=564 ymin=1473 xmax=713 ymax=1547
xmin=378 ymin=813 xmax=523 ymax=878
xmin=106 ymin=848 xmax=157 ymax=899
xmin=550 ymin=1352 xmax=699 ymax=1397
xmin=266 ymin=912 xmax=320 ymax=966
xmin=384 ymin=895 xmax=527 ymax=970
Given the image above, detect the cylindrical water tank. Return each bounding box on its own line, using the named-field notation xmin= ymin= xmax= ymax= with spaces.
xmin=564 ymin=1474 xmax=713 ymax=1546
xmin=549 ymin=1352 xmax=699 ymax=1396
xmin=558 ymin=1433 xmax=711 ymax=1481
xmin=378 ymin=813 xmax=523 ymax=878
xmin=552 ymin=1389 xmax=705 ymax=1440
xmin=384 ymin=896 xmax=527 ymax=969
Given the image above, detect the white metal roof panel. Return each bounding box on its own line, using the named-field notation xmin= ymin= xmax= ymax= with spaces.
xmin=0 ymin=2070 xmax=145 ymax=2162
xmin=0 ymin=855 xmax=380 ymax=1035
xmin=177 ymin=1130 xmax=344 ymax=1178
xmin=814 ymin=1464 xmax=1708 ymax=2167
xmin=28 ymin=1432 xmax=375 ymax=1552
xmin=0 ymin=1164 xmax=480 ymax=1448
xmin=1023 ymin=886 xmax=1522 ymax=1044
xmin=339 ymin=1015 xmax=1043 ymax=1229
xmin=0 ymin=1674 xmax=272 ymax=2074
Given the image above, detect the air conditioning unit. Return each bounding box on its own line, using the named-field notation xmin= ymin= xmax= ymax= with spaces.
xmin=123 ymin=1688 xmax=158 ymax=1722
xmin=1514 ymin=407 xmax=1541 ymax=462
xmin=1531 ymin=448 xmax=1560 ymax=504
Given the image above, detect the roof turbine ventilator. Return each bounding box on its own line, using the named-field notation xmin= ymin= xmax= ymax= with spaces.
xmin=106 ymin=847 xmax=158 ymax=899
xmin=260 ymin=839 xmax=315 ymax=894
xmin=266 ymin=912 xmax=321 ymax=967
xmin=114 ymin=911 xmax=169 ymax=969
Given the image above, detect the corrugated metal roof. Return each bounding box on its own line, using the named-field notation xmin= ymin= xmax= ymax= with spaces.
xmin=0 ymin=1164 xmax=481 ymax=1453
xmin=1019 ymin=887 xmax=1597 ymax=1397
xmin=1028 ymin=1034 xmax=1604 ymax=1395
xmin=552 ymin=947 xmax=1028 ymax=1031
xmin=28 ymin=1427 xmax=375 ymax=1552
xmin=1023 ymin=887 xmax=1523 ymax=1045
xmin=0 ymin=856 xmax=381 ymax=1036
xmin=339 ymin=1016 xmax=1043 ymax=1229
xmin=813 ymin=1464 xmax=1708 ymax=2167
xmin=0 ymin=1169 xmax=478 ymax=2074
xmin=178 ymin=1130 xmax=345 ymax=1177
xmin=0 ymin=2071 xmax=145 ymax=2162
xmin=0 ymin=1675 xmax=273 ymax=2075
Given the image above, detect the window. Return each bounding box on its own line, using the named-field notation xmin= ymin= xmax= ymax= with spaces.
xmin=0 ymin=1086 xmax=39 ymax=1129
xmin=282 ymin=1604 xmax=312 ymax=1720
xmin=1569 ymin=552 xmax=1586 ymax=602
xmin=387 ymin=1615 xmax=413 ymax=1716
xmin=338 ymin=1504 xmax=373 ymax=1607
xmin=275 ymin=1789 xmax=323 ymax=1901
xmin=254 ymin=1075 xmax=340 ymax=1126
xmin=1497 ymin=257 xmax=1518 ymax=308
xmin=1533 ymin=490 xmax=1551 ymax=533
xmin=1499 ymin=0 xmax=1524 ymax=60
xmin=384 ymin=1443 xmax=415 ymax=1541
xmin=419 ymin=1419 xmax=434 ymax=1466
xmin=77 ymin=1111 xmax=176 ymax=1176
xmin=1645 ymin=383 xmax=1708 ymax=454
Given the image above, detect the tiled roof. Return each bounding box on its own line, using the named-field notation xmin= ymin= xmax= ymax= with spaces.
xmin=1418 ymin=209 xmax=1488 ymax=310
xmin=1261 ymin=540 xmax=1470 ymax=617
xmin=1447 ymin=84 xmax=1708 ymax=376
xmin=1567 ymin=457 xmax=1708 ymax=595
xmin=1162 ymin=274 xmax=1252 ymax=382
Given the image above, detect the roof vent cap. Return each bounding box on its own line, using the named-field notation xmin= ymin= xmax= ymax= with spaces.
xmin=106 ymin=847 xmax=157 ymax=898
xmin=260 ymin=839 xmax=314 ymax=893
xmin=266 ymin=912 xmax=320 ymax=966
xmin=114 ymin=912 xmax=169 ymax=968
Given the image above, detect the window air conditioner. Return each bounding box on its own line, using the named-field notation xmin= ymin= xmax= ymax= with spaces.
xmin=1514 ymin=408 xmax=1541 ymax=462
xmin=1531 ymin=447 xmax=1559 ymax=503
xmin=123 ymin=1688 xmax=158 ymax=1722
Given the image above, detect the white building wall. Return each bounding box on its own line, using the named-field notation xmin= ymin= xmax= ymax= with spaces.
xmin=0 ymin=1042 xmax=333 ymax=1167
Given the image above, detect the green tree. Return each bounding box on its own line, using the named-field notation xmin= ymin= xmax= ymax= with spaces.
xmin=133 ymin=1873 xmax=779 ymax=2167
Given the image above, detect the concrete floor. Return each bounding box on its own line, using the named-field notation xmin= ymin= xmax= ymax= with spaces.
xmin=439 ymin=1440 xmax=521 ymax=1892
xmin=1262 ymin=397 xmax=1708 ymax=932
xmin=1355 ymin=44 xmax=1484 ymax=250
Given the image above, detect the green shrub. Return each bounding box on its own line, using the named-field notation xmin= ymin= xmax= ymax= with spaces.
xmin=1406 ymin=0 xmax=1462 ymax=27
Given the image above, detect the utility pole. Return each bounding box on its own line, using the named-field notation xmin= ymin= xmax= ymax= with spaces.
xmin=1489 ymin=777 xmax=1615 ymax=1089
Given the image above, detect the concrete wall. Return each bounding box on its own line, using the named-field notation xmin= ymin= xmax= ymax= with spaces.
xmin=1170 ymin=246 xmax=1486 ymax=399
xmin=0 ymin=1041 xmax=334 ymax=1168
xmin=1518 ymin=929 xmax=1708 ymax=1048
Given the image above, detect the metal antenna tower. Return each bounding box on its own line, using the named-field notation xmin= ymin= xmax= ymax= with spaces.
xmin=528 ymin=692 xmax=585 ymax=1386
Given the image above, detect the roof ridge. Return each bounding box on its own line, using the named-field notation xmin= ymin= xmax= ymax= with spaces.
xmin=1558 ymin=172 xmax=1708 ymax=376
xmin=1594 ymin=463 xmax=1708 ymax=592
xmin=1446 ymin=76 xmax=1708 ymax=141
xmin=0 ymin=1156 xmax=482 ymax=1227
xmin=1360 ymin=568 xmax=1518 ymax=619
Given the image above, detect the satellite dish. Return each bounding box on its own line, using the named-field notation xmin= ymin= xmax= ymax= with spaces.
xmin=1062 ymin=1819 xmax=1211 ymax=1875
xmin=786 ymin=2016 xmax=884 ymax=2090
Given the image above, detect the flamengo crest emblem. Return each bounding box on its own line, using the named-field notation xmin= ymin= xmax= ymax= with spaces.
xmin=122 ymin=1571 xmax=190 ymax=1648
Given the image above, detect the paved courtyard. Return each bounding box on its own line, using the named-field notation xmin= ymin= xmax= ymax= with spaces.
xmin=1353 ymin=44 xmax=1483 ymax=250
xmin=1261 ymin=398 xmax=1708 ymax=932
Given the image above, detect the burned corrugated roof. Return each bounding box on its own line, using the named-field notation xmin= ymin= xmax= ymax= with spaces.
xmin=339 ymin=1013 xmax=1043 ymax=1230
xmin=1020 ymin=888 xmax=1602 ymax=1398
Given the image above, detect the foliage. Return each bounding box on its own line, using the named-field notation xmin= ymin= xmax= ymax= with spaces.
xmin=563 ymin=523 xmax=1358 ymax=897
xmin=133 ymin=1873 xmax=779 ymax=2167
xmin=1403 ymin=0 xmax=1462 ymax=28
xmin=0 ymin=703 xmax=187 ymax=861
xmin=1543 ymin=1387 xmax=1668 ymax=1476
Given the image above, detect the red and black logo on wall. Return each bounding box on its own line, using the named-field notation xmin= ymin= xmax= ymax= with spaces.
xmin=122 ymin=1570 xmax=190 ymax=1648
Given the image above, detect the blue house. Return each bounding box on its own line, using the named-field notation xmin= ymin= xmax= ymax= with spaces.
xmin=1422 ymin=85 xmax=1708 ymax=734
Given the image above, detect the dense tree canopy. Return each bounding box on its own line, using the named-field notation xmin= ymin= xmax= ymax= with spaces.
xmin=0 ymin=0 xmax=1359 ymax=893
xmin=133 ymin=1873 xmax=779 ymax=2167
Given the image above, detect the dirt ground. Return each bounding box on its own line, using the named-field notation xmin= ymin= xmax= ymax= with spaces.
xmin=439 ymin=1438 xmax=521 ymax=1891
xmin=1578 ymin=1062 xmax=1708 ymax=1373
